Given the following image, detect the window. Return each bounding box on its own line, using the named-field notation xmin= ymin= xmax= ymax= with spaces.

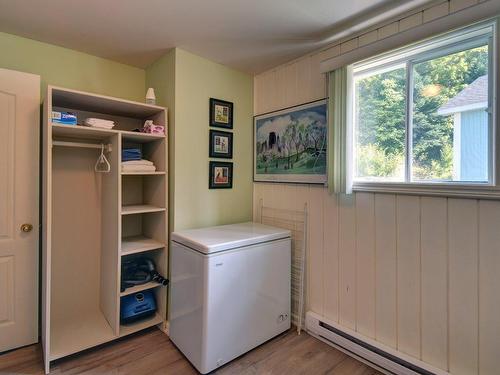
xmin=351 ymin=22 xmax=495 ymax=188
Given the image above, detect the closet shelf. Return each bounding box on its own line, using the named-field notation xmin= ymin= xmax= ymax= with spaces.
xmin=120 ymin=282 xmax=161 ymax=297
xmin=121 ymin=171 xmax=166 ymax=176
xmin=51 ymin=123 xmax=165 ymax=143
xmin=51 ymin=86 xmax=165 ymax=118
xmin=51 ymin=123 xmax=115 ymax=140
xmin=121 ymin=236 xmax=165 ymax=256
xmin=119 ymin=313 xmax=163 ymax=337
xmin=121 ymin=205 xmax=166 ymax=215
xmin=121 ymin=131 xmax=165 ymax=143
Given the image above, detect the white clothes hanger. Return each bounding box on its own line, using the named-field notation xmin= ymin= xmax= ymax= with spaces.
xmin=95 ymin=143 xmax=111 ymax=173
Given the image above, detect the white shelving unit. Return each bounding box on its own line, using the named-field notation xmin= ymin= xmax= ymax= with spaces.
xmin=121 ymin=236 xmax=165 ymax=256
xmin=42 ymin=86 xmax=168 ymax=374
xmin=121 ymin=204 xmax=166 ymax=215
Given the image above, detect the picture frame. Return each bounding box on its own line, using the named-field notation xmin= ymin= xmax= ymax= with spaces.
xmin=210 ymin=98 xmax=233 ymax=129
xmin=209 ymin=129 xmax=233 ymax=159
xmin=209 ymin=161 xmax=233 ymax=189
xmin=254 ymin=99 xmax=327 ymax=184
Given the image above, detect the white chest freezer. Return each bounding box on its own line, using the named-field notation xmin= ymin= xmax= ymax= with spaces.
xmin=169 ymin=222 xmax=291 ymax=374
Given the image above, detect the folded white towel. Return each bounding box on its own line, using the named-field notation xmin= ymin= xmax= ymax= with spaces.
xmin=85 ymin=118 xmax=115 ymax=125
xmin=83 ymin=118 xmax=115 ymax=129
xmin=122 ymin=159 xmax=154 ymax=166
xmin=122 ymin=165 xmax=156 ymax=172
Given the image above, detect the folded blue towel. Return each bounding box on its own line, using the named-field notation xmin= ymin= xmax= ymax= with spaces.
xmin=122 ymin=148 xmax=142 ymax=161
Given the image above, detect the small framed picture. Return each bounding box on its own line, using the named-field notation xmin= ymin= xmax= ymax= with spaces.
xmin=209 ymin=161 xmax=233 ymax=189
xmin=210 ymin=98 xmax=233 ymax=129
xmin=209 ymin=130 xmax=233 ymax=159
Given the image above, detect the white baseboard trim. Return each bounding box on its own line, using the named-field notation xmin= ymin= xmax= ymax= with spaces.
xmin=305 ymin=311 xmax=450 ymax=375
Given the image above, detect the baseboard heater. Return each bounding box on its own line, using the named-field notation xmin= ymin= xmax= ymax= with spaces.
xmin=306 ymin=312 xmax=450 ymax=375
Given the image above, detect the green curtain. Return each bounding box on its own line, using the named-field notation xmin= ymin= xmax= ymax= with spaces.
xmin=328 ymin=67 xmax=350 ymax=194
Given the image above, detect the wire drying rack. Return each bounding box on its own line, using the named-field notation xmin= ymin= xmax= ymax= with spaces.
xmin=259 ymin=200 xmax=308 ymax=334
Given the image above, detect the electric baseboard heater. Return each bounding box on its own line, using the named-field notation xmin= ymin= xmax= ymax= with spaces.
xmin=306 ymin=312 xmax=450 ymax=375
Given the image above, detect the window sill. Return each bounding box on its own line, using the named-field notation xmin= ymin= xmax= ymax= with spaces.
xmin=352 ymin=182 xmax=500 ymax=199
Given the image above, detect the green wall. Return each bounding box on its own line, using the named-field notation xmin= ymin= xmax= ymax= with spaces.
xmin=1 ymin=31 xmax=253 ymax=231
xmin=175 ymin=49 xmax=253 ymax=230
xmin=146 ymin=49 xmax=254 ymax=231
xmin=0 ymin=32 xmax=145 ymax=101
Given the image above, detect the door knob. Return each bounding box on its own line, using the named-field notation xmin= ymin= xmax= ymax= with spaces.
xmin=20 ymin=223 xmax=33 ymax=233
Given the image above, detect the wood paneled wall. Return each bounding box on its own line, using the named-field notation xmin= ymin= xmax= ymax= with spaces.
xmin=253 ymin=185 xmax=500 ymax=374
xmin=253 ymin=1 xmax=499 ymax=374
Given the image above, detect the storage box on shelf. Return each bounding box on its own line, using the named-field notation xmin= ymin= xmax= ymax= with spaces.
xmin=119 ymin=248 xmax=167 ymax=334
xmin=42 ymin=86 xmax=168 ymax=374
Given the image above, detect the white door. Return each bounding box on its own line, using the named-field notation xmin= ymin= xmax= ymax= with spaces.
xmin=0 ymin=68 xmax=40 ymax=352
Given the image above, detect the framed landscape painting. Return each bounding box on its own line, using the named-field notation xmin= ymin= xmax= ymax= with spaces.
xmin=254 ymin=99 xmax=327 ymax=183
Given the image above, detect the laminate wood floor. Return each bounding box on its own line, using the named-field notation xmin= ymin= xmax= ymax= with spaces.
xmin=0 ymin=328 xmax=382 ymax=375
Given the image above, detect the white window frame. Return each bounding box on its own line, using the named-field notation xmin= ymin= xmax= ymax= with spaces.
xmin=349 ymin=19 xmax=499 ymax=198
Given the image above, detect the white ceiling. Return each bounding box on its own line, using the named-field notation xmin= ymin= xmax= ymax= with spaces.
xmin=0 ymin=0 xmax=429 ymax=74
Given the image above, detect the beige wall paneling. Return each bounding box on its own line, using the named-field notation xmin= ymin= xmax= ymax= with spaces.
xmin=251 ymin=2 xmax=498 ymax=373
xmin=253 ymin=183 xmax=263 ymax=220
xmin=274 ymin=67 xmax=287 ymax=112
xmin=296 ymin=57 xmax=312 ymax=106
xmin=338 ymin=194 xmax=356 ymax=330
xmin=284 ymin=184 xmax=299 ymax=218
xmin=292 ymin=184 xmax=309 ymax=214
xmin=253 ymin=52 xmax=326 ymax=116
xmin=319 ymin=45 xmax=341 ymax=62
xmin=260 ymin=183 xmax=274 ymax=215
xmin=374 ymin=194 xmax=398 ymax=348
xmin=378 ymin=21 xmax=400 ymax=40
xmin=292 ymin=184 xmax=310 ymax=307
xmin=259 ymin=70 xmax=275 ymax=115
xmin=254 ymin=75 xmax=262 ymax=115
xmin=396 ymin=195 xmax=421 ymax=359
xmin=271 ymin=183 xmax=289 ymax=211
xmin=420 ymin=197 xmax=448 ymax=371
xmin=359 ymin=30 xmax=379 ymax=48
xmin=478 ymin=200 xmax=500 ymax=375
xmin=340 ymin=38 xmax=359 ymax=55
xmin=423 ymin=1 xmax=449 ymax=23
xmin=323 ymin=189 xmax=339 ymax=323
xmin=283 ymin=63 xmax=298 ymax=108
xmin=309 ymin=52 xmax=327 ymax=101
xmin=450 ymin=0 xmax=480 ymax=13
xmin=399 ymin=12 xmax=423 ymax=32
xmin=307 ymin=185 xmax=325 ymax=315
xmin=255 ymin=72 xmax=266 ymax=115
xmin=448 ymin=199 xmax=479 ymax=375
xmin=355 ymin=193 xmax=376 ymax=338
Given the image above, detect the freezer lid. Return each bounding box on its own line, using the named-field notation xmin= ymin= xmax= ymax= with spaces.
xmin=171 ymin=222 xmax=291 ymax=254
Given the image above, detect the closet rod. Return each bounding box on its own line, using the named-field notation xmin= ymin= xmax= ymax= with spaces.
xmin=53 ymin=140 xmax=112 ymax=152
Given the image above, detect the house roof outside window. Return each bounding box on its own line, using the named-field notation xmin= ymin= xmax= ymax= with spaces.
xmin=437 ymin=75 xmax=488 ymax=115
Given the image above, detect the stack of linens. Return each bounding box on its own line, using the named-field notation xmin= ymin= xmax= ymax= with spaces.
xmin=122 ymin=148 xmax=142 ymax=161
xmin=122 ymin=159 xmax=156 ymax=173
xmin=83 ymin=118 xmax=115 ymax=129
xmin=121 ymin=148 xmax=156 ymax=172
